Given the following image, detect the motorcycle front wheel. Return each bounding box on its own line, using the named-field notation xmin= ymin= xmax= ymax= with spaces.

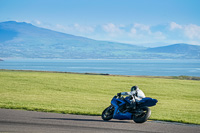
xmin=101 ymin=105 xmax=114 ymax=121
xmin=133 ymin=107 xmax=151 ymax=123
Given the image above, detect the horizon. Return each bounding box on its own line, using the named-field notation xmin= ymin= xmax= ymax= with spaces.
xmin=0 ymin=0 xmax=200 ymax=47
xmin=0 ymin=20 xmax=199 ymax=48
xmin=0 ymin=20 xmax=197 ymax=48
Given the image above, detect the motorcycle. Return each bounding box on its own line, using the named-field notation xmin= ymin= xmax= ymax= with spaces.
xmin=102 ymin=94 xmax=158 ymax=123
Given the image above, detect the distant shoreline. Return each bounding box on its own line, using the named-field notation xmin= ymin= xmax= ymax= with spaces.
xmin=1 ymin=58 xmax=200 ymax=60
xmin=1 ymin=69 xmax=200 ymax=80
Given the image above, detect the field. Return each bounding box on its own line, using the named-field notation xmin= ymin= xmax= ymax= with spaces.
xmin=0 ymin=70 xmax=200 ymax=124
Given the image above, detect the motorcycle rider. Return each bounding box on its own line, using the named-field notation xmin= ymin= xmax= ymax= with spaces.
xmin=117 ymin=86 xmax=145 ymax=110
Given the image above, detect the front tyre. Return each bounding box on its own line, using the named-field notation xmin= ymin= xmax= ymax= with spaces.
xmin=101 ymin=105 xmax=114 ymax=121
xmin=133 ymin=107 xmax=151 ymax=123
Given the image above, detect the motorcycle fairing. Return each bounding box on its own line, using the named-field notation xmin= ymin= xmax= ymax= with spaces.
xmin=111 ymin=96 xmax=132 ymax=120
xmin=138 ymin=97 xmax=158 ymax=107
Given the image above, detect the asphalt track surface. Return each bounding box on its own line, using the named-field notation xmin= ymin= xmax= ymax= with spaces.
xmin=0 ymin=109 xmax=199 ymax=133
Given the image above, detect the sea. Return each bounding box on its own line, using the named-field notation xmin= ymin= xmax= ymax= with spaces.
xmin=0 ymin=59 xmax=200 ymax=77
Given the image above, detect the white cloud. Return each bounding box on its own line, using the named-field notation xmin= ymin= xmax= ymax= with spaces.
xmin=184 ymin=24 xmax=200 ymax=39
xmin=35 ymin=20 xmax=41 ymax=25
xmin=30 ymin=20 xmax=42 ymax=26
xmin=27 ymin=20 xmax=200 ymax=46
xmin=54 ymin=23 xmax=95 ymax=35
xmin=101 ymin=23 xmax=162 ymax=43
xmin=54 ymin=22 xmax=200 ymax=46
xmin=154 ymin=31 xmax=166 ymax=40
xmin=102 ymin=23 xmax=124 ymax=37
xmin=128 ymin=23 xmax=166 ymax=41
xmin=170 ymin=22 xmax=182 ymax=30
xmin=73 ymin=23 xmax=94 ymax=33
xmin=56 ymin=24 xmax=66 ymax=29
xmin=130 ymin=28 xmax=137 ymax=35
xmin=169 ymin=22 xmax=200 ymax=40
xmin=102 ymin=23 xmax=122 ymax=33
xmin=185 ymin=41 xmax=200 ymax=46
xmin=134 ymin=23 xmax=151 ymax=33
xmin=128 ymin=23 xmax=153 ymax=39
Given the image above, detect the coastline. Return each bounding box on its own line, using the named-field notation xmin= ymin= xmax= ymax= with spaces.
xmin=1 ymin=69 xmax=200 ymax=80
xmin=1 ymin=59 xmax=199 ymax=77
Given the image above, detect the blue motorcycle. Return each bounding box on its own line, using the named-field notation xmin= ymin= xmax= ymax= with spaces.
xmin=102 ymin=94 xmax=158 ymax=123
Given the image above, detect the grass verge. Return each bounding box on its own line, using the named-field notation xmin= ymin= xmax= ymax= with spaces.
xmin=0 ymin=70 xmax=200 ymax=124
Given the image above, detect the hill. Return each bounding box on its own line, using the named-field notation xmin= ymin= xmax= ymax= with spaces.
xmin=0 ymin=21 xmax=145 ymax=59
xmin=146 ymin=43 xmax=200 ymax=58
xmin=0 ymin=21 xmax=200 ymax=59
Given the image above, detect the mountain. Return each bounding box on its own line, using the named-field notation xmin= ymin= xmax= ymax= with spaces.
xmin=146 ymin=43 xmax=200 ymax=59
xmin=0 ymin=21 xmax=146 ymax=59
xmin=0 ymin=21 xmax=200 ymax=59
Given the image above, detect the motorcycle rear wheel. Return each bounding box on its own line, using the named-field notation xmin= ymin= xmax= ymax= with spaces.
xmin=101 ymin=105 xmax=114 ymax=121
xmin=133 ymin=107 xmax=151 ymax=123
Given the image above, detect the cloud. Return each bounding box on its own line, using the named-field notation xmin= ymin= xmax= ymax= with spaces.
xmin=56 ymin=24 xmax=66 ymax=29
xmin=184 ymin=24 xmax=200 ymax=39
xmin=134 ymin=23 xmax=151 ymax=34
xmin=54 ymin=22 xmax=200 ymax=46
xmin=73 ymin=23 xmax=94 ymax=33
xmin=102 ymin=23 xmax=123 ymax=36
xmin=30 ymin=20 xmax=42 ymax=26
xmin=28 ymin=20 xmax=200 ymax=46
xmin=54 ymin=23 xmax=95 ymax=35
xmin=35 ymin=20 xmax=41 ymax=25
xmin=130 ymin=28 xmax=137 ymax=35
xmin=98 ymin=23 xmax=168 ymax=45
xmin=170 ymin=22 xmax=182 ymax=30
xmin=129 ymin=23 xmax=165 ymax=40
xmin=129 ymin=23 xmax=153 ymax=38
xmin=154 ymin=31 xmax=166 ymax=40
xmin=169 ymin=22 xmax=200 ymax=41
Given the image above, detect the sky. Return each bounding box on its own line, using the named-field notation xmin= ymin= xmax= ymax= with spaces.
xmin=0 ymin=0 xmax=200 ymax=47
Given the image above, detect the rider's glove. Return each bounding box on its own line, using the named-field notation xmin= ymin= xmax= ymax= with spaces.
xmin=117 ymin=93 xmax=121 ymax=97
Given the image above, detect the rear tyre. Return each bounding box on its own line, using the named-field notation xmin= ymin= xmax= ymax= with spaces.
xmin=133 ymin=107 xmax=151 ymax=123
xmin=101 ymin=105 xmax=114 ymax=121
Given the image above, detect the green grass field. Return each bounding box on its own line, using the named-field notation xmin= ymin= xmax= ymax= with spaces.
xmin=0 ymin=70 xmax=200 ymax=124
